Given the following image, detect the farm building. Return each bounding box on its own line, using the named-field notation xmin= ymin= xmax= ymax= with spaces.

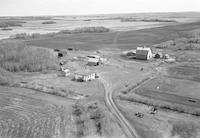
xmin=163 ymin=54 xmax=170 ymax=59
xmin=63 ymin=69 xmax=70 ymax=76
xmin=136 ymin=47 xmax=153 ymax=60
xmin=54 ymin=50 xmax=67 ymax=58
xmin=87 ymin=57 xmax=101 ymax=66
xmin=154 ymin=52 xmax=163 ymax=59
xmin=74 ymin=71 xmax=97 ymax=82
xmin=60 ymin=65 xmax=71 ymax=76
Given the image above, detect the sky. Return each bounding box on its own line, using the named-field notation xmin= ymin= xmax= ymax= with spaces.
xmin=0 ymin=0 xmax=200 ymax=16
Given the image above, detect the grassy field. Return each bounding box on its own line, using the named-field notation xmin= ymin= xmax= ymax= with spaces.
xmin=0 ymin=86 xmax=73 ymax=138
xmin=0 ymin=68 xmax=124 ymax=138
xmin=24 ymin=21 xmax=200 ymax=51
xmin=167 ymin=62 xmax=200 ymax=82
xmin=0 ymin=86 xmax=123 ymax=138
xmin=175 ymin=51 xmax=200 ymax=62
xmin=119 ymin=61 xmax=200 ymax=116
xmin=171 ymin=121 xmax=198 ymax=138
xmin=116 ymin=97 xmax=200 ymax=138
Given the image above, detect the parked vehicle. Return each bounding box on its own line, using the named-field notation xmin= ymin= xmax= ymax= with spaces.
xmin=150 ymin=107 xmax=157 ymax=114
xmin=135 ymin=112 xmax=144 ymax=118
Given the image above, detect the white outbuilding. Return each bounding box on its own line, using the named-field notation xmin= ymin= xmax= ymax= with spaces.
xmin=74 ymin=71 xmax=97 ymax=82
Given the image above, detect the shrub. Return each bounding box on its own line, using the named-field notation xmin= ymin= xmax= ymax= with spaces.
xmin=60 ymin=26 xmax=110 ymax=34
xmin=0 ymin=21 xmax=25 ymax=28
xmin=12 ymin=33 xmax=30 ymax=39
xmin=0 ymin=67 xmax=12 ymax=85
xmin=154 ymin=40 xmax=175 ymax=49
xmin=42 ymin=21 xmax=56 ymax=24
xmin=12 ymin=26 xmax=110 ymax=40
xmin=72 ymin=26 xmax=110 ymax=33
xmin=11 ymin=33 xmax=43 ymax=39
xmin=154 ymin=37 xmax=200 ymax=50
xmin=0 ymin=44 xmax=59 ymax=72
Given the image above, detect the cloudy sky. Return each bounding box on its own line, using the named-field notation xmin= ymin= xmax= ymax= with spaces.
xmin=0 ymin=0 xmax=200 ymax=16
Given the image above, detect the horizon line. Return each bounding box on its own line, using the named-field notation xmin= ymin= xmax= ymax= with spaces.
xmin=0 ymin=11 xmax=200 ymax=17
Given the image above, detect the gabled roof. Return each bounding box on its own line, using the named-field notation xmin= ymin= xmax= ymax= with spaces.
xmin=136 ymin=47 xmax=151 ymax=51
xmin=136 ymin=47 xmax=152 ymax=56
xmin=136 ymin=50 xmax=149 ymax=55
xmin=87 ymin=55 xmax=100 ymax=59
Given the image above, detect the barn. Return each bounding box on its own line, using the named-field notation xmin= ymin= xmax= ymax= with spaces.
xmin=136 ymin=47 xmax=153 ymax=60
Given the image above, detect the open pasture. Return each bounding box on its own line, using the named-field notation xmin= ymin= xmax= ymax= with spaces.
xmin=134 ymin=62 xmax=200 ymax=108
xmin=167 ymin=62 xmax=200 ymax=82
xmin=25 ymin=21 xmax=200 ymax=51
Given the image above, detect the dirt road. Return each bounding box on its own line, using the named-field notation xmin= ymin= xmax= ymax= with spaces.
xmin=99 ymin=77 xmax=140 ymax=138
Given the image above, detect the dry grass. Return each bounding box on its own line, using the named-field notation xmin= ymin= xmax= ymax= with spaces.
xmin=119 ymin=61 xmax=200 ymax=116
xmin=168 ymin=63 xmax=200 ymax=82
xmin=171 ymin=122 xmax=198 ymax=138
xmin=175 ymin=51 xmax=200 ymax=62
xmin=0 ymin=86 xmax=73 ymax=138
xmin=119 ymin=94 xmax=200 ymax=116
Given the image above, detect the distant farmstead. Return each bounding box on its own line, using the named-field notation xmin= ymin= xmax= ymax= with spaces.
xmin=136 ymin=47 xmax=153 ymax=60
xmin=74 ymin=71 xmax=97 ymax=82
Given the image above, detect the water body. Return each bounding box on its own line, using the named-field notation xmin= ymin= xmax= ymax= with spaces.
xmin=0 ymin=16 xmax=196 ymax=40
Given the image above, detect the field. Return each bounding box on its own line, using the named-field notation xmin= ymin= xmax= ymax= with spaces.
xmin=0 ymin=85 xmax=125 ymax=138
xmin=0 ymin=75 xmax=124 ymax=138
xmin=115 ymin=58 xmax=200 ymax=137
xmin=119 ymin=62 xmax=200 ymax=113
xmin=167 ymin=62 xmax=200 ymax=82
xmin=24 ymin=21 xmax=200 ymax=51
xmin=0 ymin=86 xmax=73 ymax=138
xmin=116 ymin=98 xmax=200 ymax=138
